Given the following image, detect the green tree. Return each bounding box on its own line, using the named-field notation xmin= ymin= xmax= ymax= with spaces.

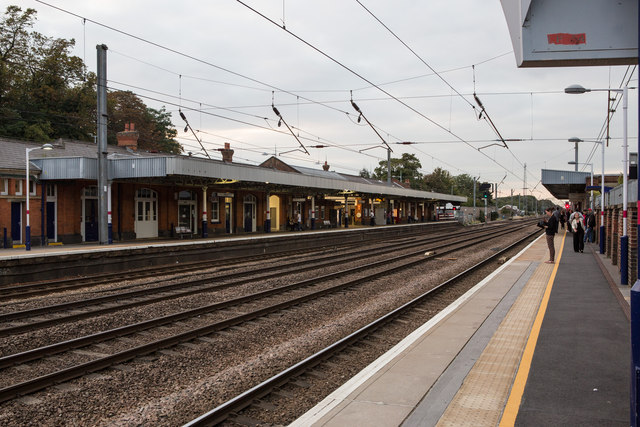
xmin=359 ymin=168 xmax=371 ymax=178
xmin=107 ymin=91 xmax=181 ymax=154
xmin=373 ymin=153 xmax=422 ymax=187
xmin=0 ymin=5 xmax=94 ymax=141
xmin=421 ymin=167 xmax=453 ymax=193
xmin=0 ymin=6 xmax=181 ymax=154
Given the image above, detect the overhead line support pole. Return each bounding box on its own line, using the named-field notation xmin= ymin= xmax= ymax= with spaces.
xmin=97 ymin=44 xmax=109 ymax=245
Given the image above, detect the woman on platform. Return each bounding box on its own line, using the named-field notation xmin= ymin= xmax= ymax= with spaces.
xmin=570 ymin=210 xmax=585 ymax=253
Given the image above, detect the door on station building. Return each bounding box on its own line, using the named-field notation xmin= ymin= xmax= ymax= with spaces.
xmin=177 ymin=190 xmax=197 ymax=235
xmin=269 ymin=195 xmax=280 ymax=231
xmin=84 ymin=199 xmax=98 ymax=242
xmin=10 ymin=202 xmax=21 ymax=244
xmin=46 ymin=184 xmax=57 ymax=242
xmin=135 ymin=188 xmax=158 ymax=238
xmin=46 ymin=202 xmax=56 ymax=241
xmin=243 ymin=194 xmax=256 ymax=232
xmin=225 ymin=199 xmax=233 ymax=234
xmin=82 ymin=186 xmax=98 ymax=242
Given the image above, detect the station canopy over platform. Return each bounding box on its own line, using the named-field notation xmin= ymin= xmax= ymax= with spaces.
xmin=541 ymin=169 xmax=591 ymax=199
xmin=2 ymin=138 xmax=466 ymax=204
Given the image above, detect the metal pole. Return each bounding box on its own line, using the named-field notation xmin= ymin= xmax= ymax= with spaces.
xmin=574 ymin=141 xmax=579 ymax=171
xmin=633 ymin=10 xmax=640 ymax=422
xmin=107 ymin=182 xmax=113 ymax=244
xmin=265 ymin=191 xmax=271 ymax=233
xmin=473 ymin=177 xmax=476 ymax=218
xmin=621 ymin=86 xmax=629 ymax=284
xmin=600 ymin=139 xmax=605 ymax=255
xmin=494 ymin=182 xmax=498 ymax=218
xmin=96 ymin=44 xmax=109 ymax=245
xmin=523 ymin=163 xmax=527 ymax=215
xmin=202 ymin=186 xmax=208 ymax=238
xmin=484 ymin=197 xmax=487 ymax=222
xmin=25 ymin=148 xmax=31 ymax=251
xmin=590 ymin=163 xmax=594 ymax=212
xmin=311 ymin=195 xmax=315 ymax=230
xmin=387 ymin=148 xmax=391 ymax=185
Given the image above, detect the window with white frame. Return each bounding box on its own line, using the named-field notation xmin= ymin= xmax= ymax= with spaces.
xmin=0 ymin=179 xmax=7 ymax=195
xmin=29 ymin=180 xmax=37 ymax=196
xmin=211 ymin=197 xmax=220 ymax=222
xmin=15 ymin=179 xmax=23 ymax=196
xmin=46 ymin=184 xmax=57 ymax=199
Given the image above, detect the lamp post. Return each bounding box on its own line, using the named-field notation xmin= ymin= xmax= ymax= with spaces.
xmin=566 ymin=84 xmax=630 ymax=267
xmin=568 ymin=161 xmax=594 ymax=211
xmin=25 ymin=143 xmax=53 ymax=251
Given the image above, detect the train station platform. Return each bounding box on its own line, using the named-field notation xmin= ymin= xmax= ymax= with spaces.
xmin=291 ymin=230 xmax=631 ymax=426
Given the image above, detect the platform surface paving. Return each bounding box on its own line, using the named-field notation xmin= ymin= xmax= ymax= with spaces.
xmin=292 ymin=231 xmax=631 ymax=426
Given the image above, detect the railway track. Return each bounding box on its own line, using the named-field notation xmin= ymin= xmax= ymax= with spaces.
xmin=185 ymin=226 xmax=542 ymax=426
xmin=0 ymin=222 xmax=535 ymax=406
xmin=0 ymin=220 xmax=540 ymax=426
xmin=0 ymin=223 xmax=510 ymax=337
xmin=0 ymin=224 xmax=460 ymax=298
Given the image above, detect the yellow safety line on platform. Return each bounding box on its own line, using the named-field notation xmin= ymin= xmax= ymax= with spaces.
xmin=499 ymin=231 xmax=567 ymax=427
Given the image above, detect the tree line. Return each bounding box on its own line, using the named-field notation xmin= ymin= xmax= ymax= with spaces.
xmin=0 ymin=5 xmax=181 ymax=153
xmin=360 ymin=153 xmax=553 ymax=209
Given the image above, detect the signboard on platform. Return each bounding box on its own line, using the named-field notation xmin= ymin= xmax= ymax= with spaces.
xmin=500 ymin=0 xmax=638 ymax=67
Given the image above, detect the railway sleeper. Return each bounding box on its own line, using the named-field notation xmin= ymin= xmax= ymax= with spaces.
xmin=230 ymin=414 xmax=265 ymax=426
xmin=253 ymin=399 xmax=277 ymax=411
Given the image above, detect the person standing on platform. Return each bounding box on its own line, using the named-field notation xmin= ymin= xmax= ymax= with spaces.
xmin=542 ymin=207 xmax=558 ymax=264
xmin=559 ymin=209 xmax=566 ymax=230
xmin=585 ymin=210 xmax=596 ymax=243
xmin=570 ymin=210 xmax=585 ymax=252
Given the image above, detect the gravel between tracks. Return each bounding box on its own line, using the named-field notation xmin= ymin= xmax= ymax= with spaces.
xmin=0 ymin=226 xmax=537 ymax=426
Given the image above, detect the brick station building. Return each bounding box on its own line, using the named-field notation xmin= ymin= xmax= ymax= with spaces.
xmin=1 ymin=131 xmax=466 ymax=247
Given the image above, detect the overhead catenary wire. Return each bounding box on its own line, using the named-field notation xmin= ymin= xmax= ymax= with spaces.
xmin=354 ymin=0 xmax=515 ymax=163
xmin=234 ymin=0 xmax=524 ymax=184
xmin=271 ymin=92 xmax=309 ymax=155
xmin=34 ymin=0 xmax=577 ymax=198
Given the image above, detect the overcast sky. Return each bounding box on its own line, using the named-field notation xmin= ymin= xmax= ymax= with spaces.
xmin=21 ymin=0 xmax=639 ymax=202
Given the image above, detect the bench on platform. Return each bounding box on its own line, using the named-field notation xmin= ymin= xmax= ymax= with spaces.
xmin=175 ymin=226 xmax=192 ymax=238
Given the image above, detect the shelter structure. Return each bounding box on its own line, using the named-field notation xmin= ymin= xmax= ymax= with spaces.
xmin=0 ymin=137 xmax=466 ymax=247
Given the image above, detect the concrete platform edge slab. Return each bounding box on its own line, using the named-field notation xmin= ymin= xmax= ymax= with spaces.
xmin=290 ymin=235 xmax=545 ymax=427
xmin=401 ymin=261 xmax=539 ymax=427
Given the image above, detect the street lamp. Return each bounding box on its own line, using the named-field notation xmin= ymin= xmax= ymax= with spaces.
xmin=567 ymin=161 xmax=594 ymax=211
xmin=25 ymin=143 xmax=53 ymax=251
xmin=566 ymin=83 xmax=631 ymax=266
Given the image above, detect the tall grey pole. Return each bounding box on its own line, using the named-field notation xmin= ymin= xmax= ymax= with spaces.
xmin=473 ymin=177 xmax=476 ymax=218
xmin=494 ymin=182 xmax=498 ymax=219
xmin=523 ymin=163 xmax=527 ymax=215
xmin=574 ymin=141 xmax=579 ymax=171
xmin=97 ymin=44 xmax=109 ymax=244
xmin=387 ymin=148 xmax=391 ymax=184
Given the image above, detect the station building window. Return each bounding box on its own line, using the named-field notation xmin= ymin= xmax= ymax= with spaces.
xmin=29 ymin=179 xmax=37 ymax=196
xmin=211 ymin=198 xmax=220 ymax=223
xmin=136 ymin=188 xmax=157 ymax=222
xmin=0 ymin=179 xmax=7 ymax=195
xmin=15 ymin=179 xmax=23 ymax=196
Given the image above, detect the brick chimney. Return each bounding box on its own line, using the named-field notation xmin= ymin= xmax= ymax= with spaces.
xmin=322 ymin=161 xmax=330 ymax=171
xmin=116 ymin=123 xmax=139 ymax=151
xmin=218 ymin=142 xmax=234 ymax=162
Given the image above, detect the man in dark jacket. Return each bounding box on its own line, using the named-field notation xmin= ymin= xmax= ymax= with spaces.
xmin=543 ymin=207 xmax=558 ymax=264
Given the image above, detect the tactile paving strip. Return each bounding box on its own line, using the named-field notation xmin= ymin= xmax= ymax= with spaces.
xmin=435 ymin=236 xmax=556 ymax=426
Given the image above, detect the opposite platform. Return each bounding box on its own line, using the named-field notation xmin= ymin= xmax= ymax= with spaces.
xmin=292 ymin=230 xmax=630 ymax=426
